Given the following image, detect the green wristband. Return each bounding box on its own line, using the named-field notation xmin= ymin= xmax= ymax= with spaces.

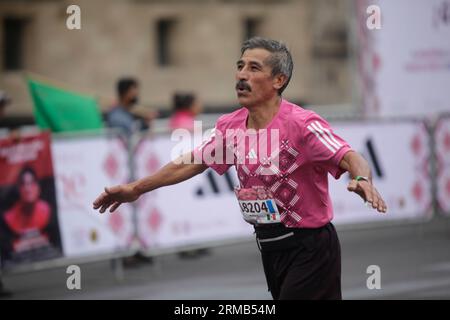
xmin=355 ymin=176 xmax=369 ymax=182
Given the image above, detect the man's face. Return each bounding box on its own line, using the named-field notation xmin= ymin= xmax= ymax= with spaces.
xmin=235 ymin=48 xmax=281 ymax=108
xmin=19 ymin=172 xmax=40 ymax=204
xmin=125 ymin=85 xmax=139 ymax=107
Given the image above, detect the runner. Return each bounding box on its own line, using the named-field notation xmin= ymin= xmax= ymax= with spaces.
xmin=93 ymin=37 xmax=387 ymax=300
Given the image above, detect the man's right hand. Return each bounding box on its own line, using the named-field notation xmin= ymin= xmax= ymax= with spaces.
xmin=92 ymin=153 xmax=207 ymax=214
xmin=92 ymin=183 xmax=141 ymax=213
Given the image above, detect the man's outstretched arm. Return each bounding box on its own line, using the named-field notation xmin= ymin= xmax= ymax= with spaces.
xmin=92 ymin=152 xmax=207 ymax=213
xmin=339 ymin=150 xmax=387 ymax=213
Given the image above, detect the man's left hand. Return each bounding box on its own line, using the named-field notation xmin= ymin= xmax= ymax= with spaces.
xmin=347 ymin=179 xmax=387 ymax=213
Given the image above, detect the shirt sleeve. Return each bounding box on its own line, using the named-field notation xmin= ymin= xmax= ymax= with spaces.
xmin=192 ymin=120 xmax=233 ymax=175
xmin=303 ymin=113 xmax=352 ymax=179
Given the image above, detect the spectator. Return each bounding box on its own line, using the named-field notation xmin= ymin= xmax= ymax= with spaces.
xmin=106 ymin=77 xmax=157 ymax=137
xmin=106 ymin=79 xmax=156 ymax=267
xmin=169 ymin=92 xmax=210 ymax=259
xmin=169 ymin=92 xmax=202 ymax=132
xmin=0 ymin=91 xmax=11 ymax=119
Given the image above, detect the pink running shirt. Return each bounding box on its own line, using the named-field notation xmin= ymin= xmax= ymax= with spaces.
xmin=193 ymin=99 xmax=352 ymax=228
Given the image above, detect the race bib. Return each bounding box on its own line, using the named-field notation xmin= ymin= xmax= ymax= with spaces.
xmin=234 ymin=186 xmax=281 ymax=224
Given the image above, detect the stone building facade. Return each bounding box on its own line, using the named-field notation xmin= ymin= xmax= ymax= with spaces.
xmin=0 ymin=0 xmax=353 ymax=118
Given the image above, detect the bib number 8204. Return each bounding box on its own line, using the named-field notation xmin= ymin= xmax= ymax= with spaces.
xmin=238 ymin=199 xmax=278 ymax=216
xmin=240 ymin=201 xmax=268 ymax=214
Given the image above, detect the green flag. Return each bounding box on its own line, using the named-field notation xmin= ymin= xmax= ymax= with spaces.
xmin=27 ymin=77 xmax=104 ymax=132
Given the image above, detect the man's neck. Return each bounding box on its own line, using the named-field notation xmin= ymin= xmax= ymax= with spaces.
xmin=246 ymin=95 xmax=282 ymax=130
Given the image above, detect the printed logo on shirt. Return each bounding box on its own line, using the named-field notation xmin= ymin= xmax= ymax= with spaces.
xmin=171 ymin=121 xmax=280 ymax=175
xmin=246 ymin=148 xmax=257 ymax=160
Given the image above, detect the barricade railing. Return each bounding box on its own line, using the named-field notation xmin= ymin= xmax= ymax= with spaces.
xmin=0 ymin=114 xmax=448 ymax=276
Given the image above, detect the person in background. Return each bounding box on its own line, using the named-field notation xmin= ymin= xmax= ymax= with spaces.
xmin=169 ymin=92 xmax=203 ymax=132
xmin=0 ymin=91 xmax=13 ymax=137
xmin=169 ymin=92 xmax=209 ymax=259
xmin=0 ymin=91 xmax=10 ymax=119
xmin=106 ymin=77 xmax=157 ymax=137
xmin=106 ymin=78 xmax=158 ymax=267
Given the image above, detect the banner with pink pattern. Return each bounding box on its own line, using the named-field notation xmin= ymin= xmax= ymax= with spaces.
xmin=52 ymin=136 xmax=135 ymax=258
xmin=329 ymin=120 xmax=432 ymax=224
xmin=133 ymin=120 xmax=432 ymax=252
xmin=436 ymin=117 xmax=450 ymax=214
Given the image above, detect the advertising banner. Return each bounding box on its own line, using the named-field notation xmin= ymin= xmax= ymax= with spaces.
xmin=435 ymin=117 xmax=450 ymax=214
xmin=0 ymin=132 xmax=62 ymax=268
xmin=358 ymin=0 xmax=450 ymax=117
xmin=52 ymin=135 xmax=134 ymax=258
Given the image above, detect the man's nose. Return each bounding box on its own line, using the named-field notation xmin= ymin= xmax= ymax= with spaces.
xmin=236 ymin=68 xmax=249 ymax=81
xmin=236 ymin=66 xmax=249 ymax=80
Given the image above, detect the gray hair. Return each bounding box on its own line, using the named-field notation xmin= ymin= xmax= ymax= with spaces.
xmin=240 ymin=37 xmax=293 ymax=95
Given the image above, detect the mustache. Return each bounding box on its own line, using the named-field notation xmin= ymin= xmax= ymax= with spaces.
xmin=235 ymin=80 xmax=251 ymax=92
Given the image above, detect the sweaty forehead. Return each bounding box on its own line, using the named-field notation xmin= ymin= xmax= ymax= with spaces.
xmin=239 ymin=48 xmax=272 ymax=65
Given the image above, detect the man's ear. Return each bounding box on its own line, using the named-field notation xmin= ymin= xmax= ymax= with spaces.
xmin=273 ymin=74 xmax=287 ymax=91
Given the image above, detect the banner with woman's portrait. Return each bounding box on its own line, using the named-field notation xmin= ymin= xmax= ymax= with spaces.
xmin=0 ymin=132 xmax=62 ymax=268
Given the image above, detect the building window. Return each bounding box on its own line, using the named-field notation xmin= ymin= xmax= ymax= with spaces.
xmin=312 ymin=25 xmax=348 ymax=60
xmin=156 ymin=19 xmax=176 ymax=67
xmin=243 ymin=18 xmax=261 ymax=41
xmin=3 ymin=17 xmax=26 ymax=71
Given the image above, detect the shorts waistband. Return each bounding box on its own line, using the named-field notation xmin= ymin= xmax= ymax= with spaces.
xmin=254 ymin=222 xmax=328 ymax=236
xmin=254 ymin=223 xmax=332 ymax=252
